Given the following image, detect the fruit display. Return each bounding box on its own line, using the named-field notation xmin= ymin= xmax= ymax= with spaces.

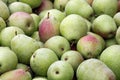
xmin=0 ymin=0 xmax=120 ymax=80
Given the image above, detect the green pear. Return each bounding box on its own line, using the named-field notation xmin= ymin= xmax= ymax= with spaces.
xmin=19 ymin=0 xmax=42 ymax=8
xmin=77 ymin=32 xmax=105 ymax=59
xmin=8 ymin=12 xmax=35 ymax=36
xmin=92 ymin=0 xmax=118 ymax=17
xmin=11 ymin=34 xmax=40 ymax=64
xmin=9 ymin=2 xmax=32 ymax=14
xmin=113 ymin=12 xmax=120 ymax=27
xmin=0 ymin=69 xmax=32 ymax=80
xmin=0 ymin=17 xmax=6 ymax=32
xmin=61 ymin=50 xmax=84 ymax=71
xmin=92 ymin=14 xmax=117 ymax=39
xmin=0 ymin=47 xmax=18 ymax=74
xmin=77 ymin=58 xmax=116 ymax=80
xmin=60 ymin=14 xmax=88 ymax=43
xmin=44 ymin=36 xmax=70 ymax=58
xmin=31 ymin=13 xmax=41 ymax=31
xmin=0 ymin=0 xmax=10 ymax=20
xmin=0 ymin=26 xmax=25 ymax=47
xmin=54 ymin=0 xmax=69 ymax=12
xmin=30 ymin=48 xmax=58 ymax=76
xmin=65 ymin=0 xmax=93 ymax=19
xmin=33 ymin=77 xmax=47 ymax=80
xmin=47 ymin=61 xmax=74 ymax=80
xmin=100 ymin=45 xmax=120 ymax=80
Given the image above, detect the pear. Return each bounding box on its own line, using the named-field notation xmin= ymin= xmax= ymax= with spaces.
xmin=8 ymin=2 xmax=32 ymax=14
xmin=65 ymin=0 xmax=93 ymax=19
xmin=61 ymin=50 xmax=84 ymax=71
xmin=77 ymin=58 xmax=116 ymax=80
xmin=92 ymin=0 xmax=118 ymax=17
xmin=100 ymin=45 xmax=120 ymax=80
xmin=39 ymin=12 xmax=60 ymax=42
xmin=60 ymin=14 xmax=88 ymax=43
xmin=77 ymin=32 xmax=105 ymax=59
xmin=11 ymin=34 xmax=40 ymax=64
xmin=0 ymin=47 xmax=18 ymax=74
xmin=0 ymin=0 xmax=10 ymax=20
xmin=0 ymin=69 xmax=32 ymax=80
xmin=0 ymin=26 xmax=25 ymax=47
xmin=92 ymin=14 xmax=117 ymax=39
xmin=44 ymin=36 xmax=70 ymax=58
xmin=30 ymin=48 xmax=58 ymax=76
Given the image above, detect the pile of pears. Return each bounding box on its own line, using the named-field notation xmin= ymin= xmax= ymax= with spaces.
xmin=0 ymin=0 xmax=120 ymax=80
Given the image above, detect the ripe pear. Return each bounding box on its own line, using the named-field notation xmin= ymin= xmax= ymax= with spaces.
xmin=39 ymin=12 xmax=60 ymax=42
xmin=11 ymin=34 xmax=40 ymax=64
xmin=92 ymin=14 xmax=117 ymax=39
xmin=100 ymin=45 xmax=120 ymax=80
xmin=0 ymin=69 xmax=32 ymax=80
xmin=0 ymin=47 xmax=18 ymax=74
xmin=44 ymin=36 xmax=70 ymax=58
xmin=9 ymin=2 xmax=32 ymax=14
xmin=65 ymin=0 xmax=93 ymax=19
xmin=77 ymin=58 xmax=116 ymax=80
xmin=77 ymin=32 xmax=105 ymax=59
xmin=60 ymin=14 xmax=88 ymax=43
xmin=92 ymin=0 xmax=118 ymax=17
xmin=0 ymin=0 xmax=10 ymax=20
